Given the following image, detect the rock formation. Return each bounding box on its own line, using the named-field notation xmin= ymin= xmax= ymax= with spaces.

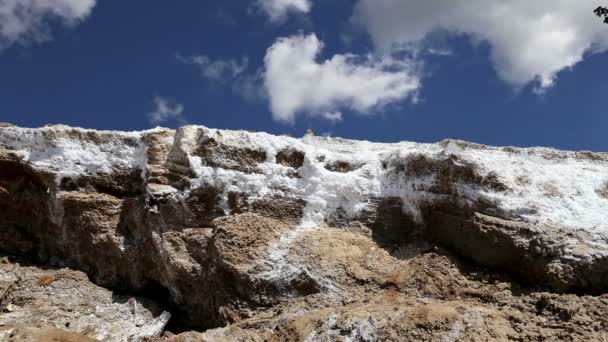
xmin=0 ymin=123 xmax=607 ymax=341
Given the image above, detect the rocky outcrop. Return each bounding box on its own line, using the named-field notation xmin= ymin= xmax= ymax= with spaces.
xmin=426 ymin=209 xmax=608 ymax=294
xmin=0 ymin=124 xmax=607 ymax=340
xmin=0 ymin=256 xmax=170 ymax=341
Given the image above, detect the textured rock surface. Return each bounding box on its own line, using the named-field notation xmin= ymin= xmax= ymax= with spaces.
xmin=0 ymin=124 xmax=607 ymax=340
xmin=0 ymin=256 xmax=169 ymax=342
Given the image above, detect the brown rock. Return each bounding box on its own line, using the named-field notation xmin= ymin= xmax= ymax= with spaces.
xmin=0 ymin=259 xmax=169 ymax=341
xmin=193 ymin=133 xmax=267 ymax=174
xmin=402 ymin=153 xmax=510 ymax=194
xmin=425 ymin=209 xmax=608 ymax=294
xmin=324 ymin=160 xmax=360 ymax=173
xmin=251 ymin=198 xmax=305 ymax=225
xmin=275 ymin=149 xmax=305 ymax=169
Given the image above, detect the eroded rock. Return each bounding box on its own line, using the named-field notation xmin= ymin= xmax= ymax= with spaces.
xmin=275 ymin=149 xmax=305 ymax=169
xmin=597 ymin=181 xmax=608 ymax=200
xmin=161 ymin=234 xmax=608 ymax=341
xmin=401 ymin=153 xmax=510 ymax=194
xmin=1 ymin=124 xmax=608 ymax=340
xmin=193 ymin=134 xmax=267 ymax=174
xmin=426 ymin=209 xmax=608 ymax=294
xmin=324 ymin=160 xmax=359 ymax=173
xmin=0 ymin=257 xmax=169 ymax=342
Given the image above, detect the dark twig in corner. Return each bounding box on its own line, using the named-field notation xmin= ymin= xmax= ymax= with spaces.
xmin=594 ymin=6 xmax=608 ymax=23
xmin=0 ymin=264 xmax=19 ymax=305
xmin=0 ymin=283 xmax=13 ymax=304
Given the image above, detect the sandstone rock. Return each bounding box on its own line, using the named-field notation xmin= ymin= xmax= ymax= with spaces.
xmin=1 ymin=124 xmax=608 ymax=340
xmin=0 ymin=258 xmax=169 ymax=342
xmin=275 ymin=149 xmax=305 ymax=169
xmin=426 ymin=209 xmax=608 ymax=294
xmin=192 ymin=129 xmax=267 ymax=174
xmin=143 ymin=129 xmax=177 ymax=186
xmin=161 ymin=242 xmax=608 ymax=341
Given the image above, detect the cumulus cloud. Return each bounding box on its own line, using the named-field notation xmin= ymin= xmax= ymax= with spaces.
xmin=353 ymin=0 xmax=608 ymax=89
xmin=0 ymin=0 xmax=96 ymax=51
xmin=148 ymin=96 xmax=185 ymax=125
xmin=256 ymin=0 xmax=311 ymax=22
xmin=263 ymin=33 xmax=420 ymax=123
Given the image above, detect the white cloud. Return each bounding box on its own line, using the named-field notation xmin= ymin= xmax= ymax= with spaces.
xmin=263 ymin=33 xmax=420 ymax=123
xmin=353 ymin=0 xmax=608 ymax=89
xmin=148 ymin=96 xmax=185 ymax=125
xmin=231 ymin=70 xmax=267 ymax=103
xmin=178 ymin=53 xmax=267 ymax=103
xmin=256 ymin=0 xmax=311 ymax=22
xmin=177 ymin=54 xmax=248 ymax=83
xmin=0 ymin=0 xmax=96 ymax=51
xmin=322 ymin=111 xmax=343 ymax=123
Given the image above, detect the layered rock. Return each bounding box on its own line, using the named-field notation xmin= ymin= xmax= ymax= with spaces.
xmin=0 ymin=124 xmax=607 ymax=340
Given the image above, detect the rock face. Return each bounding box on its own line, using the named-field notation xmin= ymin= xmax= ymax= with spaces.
xmin=0 ymin=124 xmax=608 ymax=341
xmin=0 ymin=256 xmax=170 ymax=341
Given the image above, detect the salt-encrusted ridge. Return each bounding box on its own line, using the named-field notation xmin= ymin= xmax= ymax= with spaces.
xmin=0 ymin=124 xmax=149 ymax=183
xmin=177 ymin=126 xmax=608 ymax=236
xmin=1 ymin=124 xmax=607 ymax=245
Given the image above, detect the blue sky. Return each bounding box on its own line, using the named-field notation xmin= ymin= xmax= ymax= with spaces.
xmin=0 ymin=0 xmax=607 ymax=151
